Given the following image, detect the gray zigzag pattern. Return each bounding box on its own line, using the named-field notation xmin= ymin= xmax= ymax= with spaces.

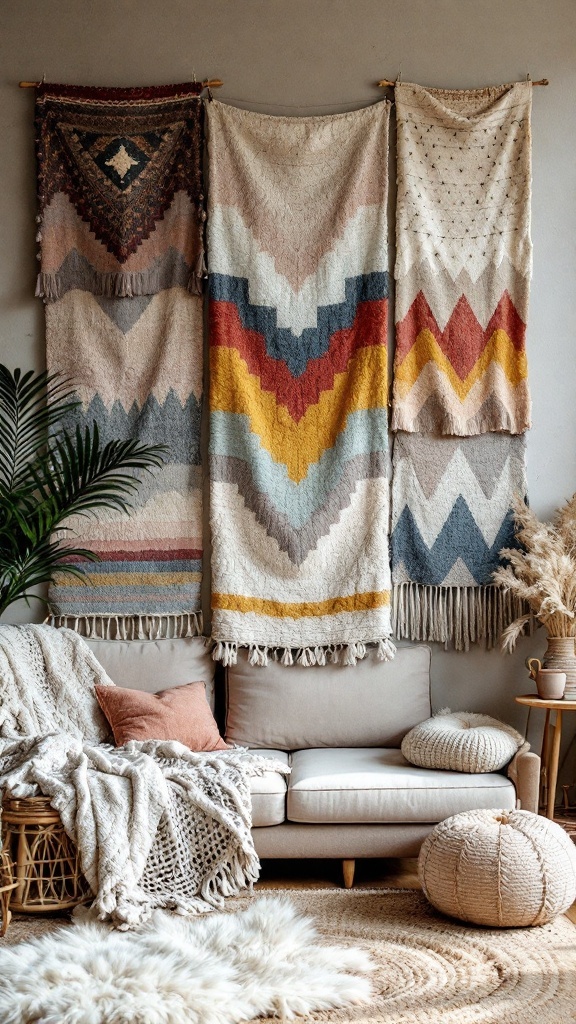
xmin=212 ymin=452 xmax=387 ymax=566
xmin=393 ymin=432 xmax=526 ymax=501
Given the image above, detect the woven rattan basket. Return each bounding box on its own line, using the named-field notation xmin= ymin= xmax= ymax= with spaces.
xmin=0 ymin=846 xmax=17 ymax=936
xmin=1 ymin=796 xmax=91 ymax=913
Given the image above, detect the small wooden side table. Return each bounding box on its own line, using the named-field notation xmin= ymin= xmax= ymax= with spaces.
xmin=515 ymin=694 xmax=576 ymax=820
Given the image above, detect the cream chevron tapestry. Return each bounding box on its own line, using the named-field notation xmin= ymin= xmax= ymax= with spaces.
xmin=392 ymin=81 xmax=532 ymax=436
xmin=207 ymin=99 xmax=394 ymax=666
xmin=36 ymin=83 xmax=205 ymax=639
xmin=391 ymin=82 xmax=533 ymax=649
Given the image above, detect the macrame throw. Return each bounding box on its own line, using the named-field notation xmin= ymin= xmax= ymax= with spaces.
xmin=391 ymin=82 xmax=532 ymax=650
xmin=207 ymin=99 xmax=394 ymax=667
xmin=36 ymin=83 xmax=205 ymax=640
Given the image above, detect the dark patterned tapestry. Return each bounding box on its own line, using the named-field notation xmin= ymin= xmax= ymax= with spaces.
xmin=36 ymin=83 xmax=204 ymax=639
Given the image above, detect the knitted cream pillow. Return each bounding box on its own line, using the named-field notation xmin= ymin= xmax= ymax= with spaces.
xmin=401 ymin=709 xmax=524 ymax=773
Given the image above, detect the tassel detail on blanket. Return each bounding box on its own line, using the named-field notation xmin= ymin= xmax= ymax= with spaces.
xmin=392 ymin=583 xmax=531 ymax=652
xmin=46 ymin=613 xmax=203 ymax=642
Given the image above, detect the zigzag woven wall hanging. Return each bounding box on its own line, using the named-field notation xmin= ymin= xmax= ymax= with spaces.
xmin=390 ymin=81 xmax=532 ymax=649
xmin=36 ymin=82 xmax=205 ymax=639
xmin=206 ymin=98 xmax=395 ymax=666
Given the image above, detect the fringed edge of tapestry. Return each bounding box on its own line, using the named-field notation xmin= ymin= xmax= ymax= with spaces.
xmin=210 ymin=637 xmax=397 ymax=668
xmin=35 ymin=252 xmax=207 ymax=303
xmin=391 ymin=584 xmax=533 ymax=652
xmin=46 ymin=612 xmax=203 ymax=641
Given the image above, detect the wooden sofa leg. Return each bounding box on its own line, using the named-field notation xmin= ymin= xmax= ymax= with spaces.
xmin=342 ymin=859 xmax=355 ymax=889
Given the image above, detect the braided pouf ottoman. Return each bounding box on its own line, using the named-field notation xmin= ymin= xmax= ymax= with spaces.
xmin=419 ymin=809 xmax=576 ymax=927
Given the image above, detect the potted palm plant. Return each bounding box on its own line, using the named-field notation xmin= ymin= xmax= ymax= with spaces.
xmin=0 ymin=365 xmax=166 ymax=618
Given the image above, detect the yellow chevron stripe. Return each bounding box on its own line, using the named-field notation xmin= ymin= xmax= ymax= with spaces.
xmin=394 ymin=329 xmax=527 ymax=401
xmin=213 ymin=591 xmax=390 ymax=617
xmin=56 ymin=572 xmax=202 ymax=586
xmin=211 ymin=344 xmax=387 ymax=482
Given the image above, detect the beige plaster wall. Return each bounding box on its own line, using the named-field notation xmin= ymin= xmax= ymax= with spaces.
xmin=1 ymin=0 xmax=575 ymax=775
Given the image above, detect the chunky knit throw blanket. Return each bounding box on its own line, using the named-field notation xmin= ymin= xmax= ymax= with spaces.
xmin=390 ymin=83 xmax=532 ymax=649
xmin=207 ymin=99 xmax=394 ymax=667
xmin=0 ymin=626 xmax=288 ymax=928
xmin=36 ymin=83 xmax=205 ymax=639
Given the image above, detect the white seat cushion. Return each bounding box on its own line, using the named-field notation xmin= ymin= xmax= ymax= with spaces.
xmin=249 ymin=750 xmax=290 ymax=826
xmin=287 ymin=748 xmax=516 ymax=824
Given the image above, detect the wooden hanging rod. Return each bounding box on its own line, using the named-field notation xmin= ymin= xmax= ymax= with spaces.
xmin=19 ymin=78 xmax=223 ymax=89
xmin=378 ymin=77 xmax=549 ymax=87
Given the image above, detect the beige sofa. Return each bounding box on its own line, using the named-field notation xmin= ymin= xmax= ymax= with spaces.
xmin=85 ymin=636 xmax=540 ymax=888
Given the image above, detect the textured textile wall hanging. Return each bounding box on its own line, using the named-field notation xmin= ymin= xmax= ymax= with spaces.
xmin=36 ymin=82 xmax=205 ymax=639
xmin=207 ymin=99 xmax=394 ymax=666
xmin=391 ymin=82 xmax=533 ymax=649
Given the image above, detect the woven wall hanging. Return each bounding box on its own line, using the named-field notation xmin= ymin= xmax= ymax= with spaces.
xmin=207 ymin=99 xmax=394 ymax=666
xmin=36 ymin=82 xmax=205 ymax=639
xmin=391 ymin=82 xmax=532 ymax=649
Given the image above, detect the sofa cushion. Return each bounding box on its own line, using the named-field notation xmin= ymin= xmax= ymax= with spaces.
xmin=249 ymin=750 xmax=290 ymax=827
xmin=226 ymin=645 xmax=431 ymax=750
xmin=401 ymin=711 xmax=525 ymax=773
xmin=84 ymin=637 xmax=215 ymax=709
xmin=94 ymin=680 xmax=228 ymax=750
xmin=286 ymin=748 xmax=517 ymax=824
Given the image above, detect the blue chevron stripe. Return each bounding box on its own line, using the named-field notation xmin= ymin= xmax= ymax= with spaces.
xmin=59 ymin=388 xmax=201 ymax=465
xmin=209 ymin=271 xmax=390 ymax=377
xmin=391 ymin=496 xmax=517 ymax=585
xmin=210 ymin=408 xmax=388 ymax=527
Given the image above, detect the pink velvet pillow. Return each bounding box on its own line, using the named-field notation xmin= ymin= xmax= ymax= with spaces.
xmin=94 ymin=681 xmax=229 ymax=751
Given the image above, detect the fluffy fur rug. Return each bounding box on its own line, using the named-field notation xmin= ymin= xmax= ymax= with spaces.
xmin=0 ymin=897 xmax=372 ymax=1024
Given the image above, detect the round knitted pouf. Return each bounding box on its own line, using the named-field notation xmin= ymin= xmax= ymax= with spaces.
xmin=419 ymin=809 xmax=576 ymax=927
xmin=401 ymin=711 xmax=524 ymax=773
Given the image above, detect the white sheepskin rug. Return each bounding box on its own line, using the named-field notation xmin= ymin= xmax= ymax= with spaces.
xmin=0 ymin=897 xmax=373 ymax=1024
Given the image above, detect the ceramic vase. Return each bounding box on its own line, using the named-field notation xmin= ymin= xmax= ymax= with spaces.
xmin=542 ymin=636 xmax=576 ymax=699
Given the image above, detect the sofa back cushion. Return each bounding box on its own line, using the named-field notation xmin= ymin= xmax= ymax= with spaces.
xmin=83 ymin=637 xmax=216 ymax=710
xmin=225 ymin=645 xmax=431 ymax=749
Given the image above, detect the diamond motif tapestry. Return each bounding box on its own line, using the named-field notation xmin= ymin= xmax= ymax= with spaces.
xmin=207 ymin=99 xmax=394 ymax=667
xmin=36 ymin=83 xmax=204 ymax=639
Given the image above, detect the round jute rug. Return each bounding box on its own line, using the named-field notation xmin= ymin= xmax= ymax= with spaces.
xmin=2 ymin=888 xmax=576 ymax=1024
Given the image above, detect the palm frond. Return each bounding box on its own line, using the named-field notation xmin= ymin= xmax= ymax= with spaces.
xmin=0 ymin=366 xmax=79 ymax=493
xmin=0 ymin=364 xmax=167 ymax=618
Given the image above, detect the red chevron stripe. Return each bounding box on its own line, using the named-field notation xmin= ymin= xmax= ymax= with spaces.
xmin=210 ymin=298 xmax=387 ymax=421
xmin=396 ymin=291 xmax=526 ymax=378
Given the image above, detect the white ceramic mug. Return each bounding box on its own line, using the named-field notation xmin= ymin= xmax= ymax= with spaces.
xmin=526 ymin=657 xmax=566 ymax=700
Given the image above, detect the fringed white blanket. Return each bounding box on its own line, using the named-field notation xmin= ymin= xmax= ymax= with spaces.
xmin=0 ymin=626 xmax=288 ymax=928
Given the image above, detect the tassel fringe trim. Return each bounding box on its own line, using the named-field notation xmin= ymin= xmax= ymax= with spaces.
xmin=35 ymin=263 xmax=206 ymax=303
xmin=392 ymin=584 xmax=532 ymax=652
xmin=46 ymin=612 xmax=203 ymax=641
xmin=210 ymin=637 xmax=396 ymax=668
